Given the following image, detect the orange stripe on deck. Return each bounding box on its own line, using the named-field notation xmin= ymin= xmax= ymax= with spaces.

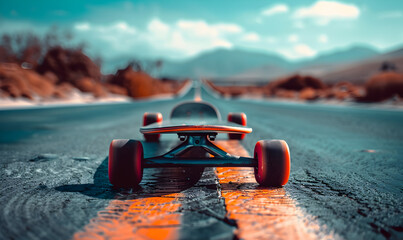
xmin=215 ymin=140 xmax=333 ymax=240
xmin=141 ymin=125 xmax=252 ymax=134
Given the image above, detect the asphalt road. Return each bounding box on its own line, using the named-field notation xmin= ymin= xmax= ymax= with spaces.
xmin=0 ymin=85 xmax=402 ymax=239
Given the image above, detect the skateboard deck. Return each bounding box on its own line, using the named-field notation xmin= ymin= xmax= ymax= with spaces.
xmin=110 ymin=99 xmax=290 ymax=189
xmin=140 ymin=121 xmax=252 ymax=134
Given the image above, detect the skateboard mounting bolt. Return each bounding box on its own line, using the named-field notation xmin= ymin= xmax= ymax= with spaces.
xmin=179 ymin=135 xmax=186 ymax=141
xmin=209 ymin=135 xmax=216 ymax=141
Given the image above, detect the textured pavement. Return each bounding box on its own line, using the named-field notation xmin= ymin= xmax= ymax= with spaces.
xmin=0 ymin=86 xmax=402 ymax=239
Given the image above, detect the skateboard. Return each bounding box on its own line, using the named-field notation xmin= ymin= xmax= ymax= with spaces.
xmin=108 ymin=101 xmax=291 ymax=188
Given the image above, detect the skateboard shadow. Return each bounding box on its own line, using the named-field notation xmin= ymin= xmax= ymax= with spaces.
xmin=55 ymin=157 xmax=204 ymax=199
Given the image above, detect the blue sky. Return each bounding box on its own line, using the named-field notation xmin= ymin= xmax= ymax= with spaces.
xmin=1 ymin=0 xmax=402 ymax=61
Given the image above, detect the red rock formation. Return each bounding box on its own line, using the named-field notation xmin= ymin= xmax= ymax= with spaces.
xmin=109 ymin=66 xmax=155 ymax=98
xmin=274 ymin=89 xmax=297 ymax=99
xmin=206 ymin=73 xmax=402 ymax=103
xmin=75 ymin=77 xmax=108 ymax=98
xmin=299 ymin=87 xmax=318 ymax=100
xmin=204 ymin=80 xmax=266 ymax=97
xmin=0 ymin=44 xmax=186 ymax=101
xmin=269 ymin=74 xmax=327 ymax=91
xmin=329 ymin=82 xmax=364 ymax=100
xmin=104 ymin=83 xmax=128 ymax=96
xmin=36 ymin=47 xmax=109 ymax=97
xmin=52 ymin=83 xmax=74 ymax=99
xmin=362 ymin=72 xmax=403 ymax=102
xmin=108 ymin=66 xmax=186 ymax=98
xmin=0 ymin=63 xmax=55 ymax=99
xmin=37 ymin=46 xmax=102 ymax=85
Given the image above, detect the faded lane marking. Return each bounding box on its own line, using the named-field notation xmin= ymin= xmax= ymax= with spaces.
xmin=73 ymin=168 xmax=189 ymax=240
xmin=74 ymin=194 xmax=181 ymax=240
xmin=216 ymin=140 xmax=334 ymax=240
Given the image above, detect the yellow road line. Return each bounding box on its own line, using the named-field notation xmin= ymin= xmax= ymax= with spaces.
xmin=74 ymin=172 xmax=184 ymax=240
xmin=216 ymin=140 xmax=334 ymax=240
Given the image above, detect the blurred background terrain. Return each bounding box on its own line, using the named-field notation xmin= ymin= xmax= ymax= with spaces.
xmin=0 ymin=0 xmax=402 ymax=104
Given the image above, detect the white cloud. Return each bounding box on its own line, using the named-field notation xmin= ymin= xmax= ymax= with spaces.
xmin=167 ymin=19 xmax=242 ymax=56
xmin=378 ymin=11 xmax=403 ymax=19
xmin=294 ymin=44 xmax=317 ymax=57
xmin=72 ymin=19 xmax=243 ymax=59
xmin=318 ymin=34 xmax=328 ymax=43
xmin=288 ymin=34 xmax=299 ymax=43
xmin=148 ymin=18 xmax=170 ymax=37
xmin=275 ymin=44 xmax=317 ymax=60
xmin=275 ymin=49 xmax=294 ymax=60
xmin=75 ymin=22 xmax=90 ymax=31
xmin=212 ymin=39 xmax=233 ymax=48
xmin=241 ymin=32 xmax=260 ymax=42
xmin=72 ymin=21 xmax=139 ymax=56
xmin=82 ymin=22 xmax=138 ymax=54
xmin=80 ymin=21 xmax=137 ymax=35
xmin=145 ymin=19 xmax=242 ymax=57
xmin=176 ymin=20 xmax=242 ymax=38
xmin=214 ymin=23 xmax=243 ymax=34
xmin=113 ymin=22 xmax=136 ymax=34
xmin=294 ymin=1 xmax=360 ymax=25
xmin=262 ymin=4 xmax=289 ymax=16
xmin=177 ymin=20 xmax=220 ymax=37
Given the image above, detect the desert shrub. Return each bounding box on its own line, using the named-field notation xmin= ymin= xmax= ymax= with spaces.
xmin=269 ymin=74 xmax=326 ymax=91
xmin=363 ymin=72 xmax=403 ymax=102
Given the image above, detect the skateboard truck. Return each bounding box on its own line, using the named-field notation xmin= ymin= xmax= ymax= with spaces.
xmin=144 ymin=133 xmax=256 ymax=168
xmin=178 ymin=133 xmax=216 ymax=141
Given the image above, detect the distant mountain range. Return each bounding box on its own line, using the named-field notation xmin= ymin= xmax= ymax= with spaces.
xmin=304 ymin=47 xmax=403 ymax=84
xmin=157 ymin=45 xmax=394 ymax=81
xmin=300 ymin=45 xmax=379 ymax=65
xmin=103 ymin=44 xmax=403 ymax=84
xmin=159 ymin=48 xmax=290 ymax=79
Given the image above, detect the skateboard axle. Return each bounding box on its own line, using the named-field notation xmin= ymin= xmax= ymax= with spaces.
xmin=143 ymin=156 xmax=256 ymax=168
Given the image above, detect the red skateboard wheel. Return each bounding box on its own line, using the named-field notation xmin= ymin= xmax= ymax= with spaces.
xmin=227 ymin=112 xmax=247 ymax=140
xmin=254 ymin=140 xmax=290 ymax=187
xmin=143 ymin=112 xmax=163 ymax=141
xmin=109 ymin=139 xmax=143 ymax=188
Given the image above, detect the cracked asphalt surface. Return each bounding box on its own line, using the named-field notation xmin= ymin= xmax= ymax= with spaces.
xmin=0 ymin=86 xmax=402 ymax=239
